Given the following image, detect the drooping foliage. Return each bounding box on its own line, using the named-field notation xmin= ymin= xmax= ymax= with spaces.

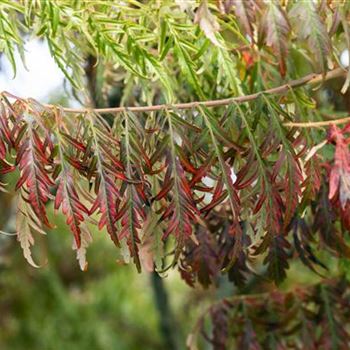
xmin=188 ymin=278 xmax=350 ymax=350
xmin=1 ymin=0 xmax=350 ymax=348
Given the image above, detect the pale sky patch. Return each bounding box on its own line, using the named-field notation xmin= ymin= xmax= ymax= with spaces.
xmin=340 ymin=49 xmax=349 ymax=68
xmin=0 ymin=39 xmax=65 ymax=102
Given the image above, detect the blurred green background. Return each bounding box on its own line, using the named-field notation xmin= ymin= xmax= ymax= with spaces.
xmin=0 ymin=203 xmax=212 ymax=350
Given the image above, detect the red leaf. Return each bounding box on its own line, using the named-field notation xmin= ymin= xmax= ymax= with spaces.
xmin=327 ymin=124 xmax=350 ymax=209
xmin=55 ymin=171 xmax=89 ymax=247
xmin=157 ymin=152 xmax=199 ymax=246
xmin=15 ymin=124 xmax=54 ymax=227
xmin=90 ymin=172 xmax=121 ymax=246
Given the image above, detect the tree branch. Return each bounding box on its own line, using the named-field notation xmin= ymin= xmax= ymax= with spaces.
xmin=38 ymin=67 xmax=344 ymax=114
xmin=151 ymin=272 xmax=180 ymax=350
xmin=284 ymin=116 xmax=350 ymax=128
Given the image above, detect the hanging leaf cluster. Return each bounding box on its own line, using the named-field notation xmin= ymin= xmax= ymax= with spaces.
xmin=189 ymin=278 xmax=350 ymax=350
xmin=0 ymin=90 xmax=349 ymax=284
xmin=0 ymin=0 xmax=349 ymax=278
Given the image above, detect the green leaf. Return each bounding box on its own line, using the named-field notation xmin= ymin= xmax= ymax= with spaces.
xmin=290 ymin=1 xmax=331 ymax=72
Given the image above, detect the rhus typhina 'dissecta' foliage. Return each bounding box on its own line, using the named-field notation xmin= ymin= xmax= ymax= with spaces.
xmin=1 ymin=1 xmax=350 ymax=348
xmin=0 ymin=92 xmax=348 ymax=288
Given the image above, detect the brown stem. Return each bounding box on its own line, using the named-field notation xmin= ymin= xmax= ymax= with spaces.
xmin=36 ymin=67 xmax=345 ymax=114
xmin=284 ymin=116 xmax=350 ymax=128
xmin=151 ymin=272 xmax=180 ymax=350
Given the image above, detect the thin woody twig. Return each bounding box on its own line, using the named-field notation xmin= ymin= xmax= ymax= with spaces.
xmin=284 ymin=116 xmax=350 ymax=128
xmin=2 ymin=68 xmax=345 ymax=115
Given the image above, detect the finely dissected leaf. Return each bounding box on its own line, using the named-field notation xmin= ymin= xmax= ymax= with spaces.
xmin=54 ymin=171 xmax=89 ymax=248
xmin=161 ymin=153 xmax=198 ymax=241
xmin=290 ymin=1 xmax=331 ymax=72
xmin=301 ymin=155 xmax=322 ymax=206
xmin=15 ymin=119 xmax=54 ymax=228
xmin=72 ymin=225 xmax=92 ymax=271
xmin=180 ymin=227 xmax=220 ymax=288
xmin=314 ymin=183 xmax=350 ymax=258
xmin=194 ymin=279 xmax=350 ymax=349
xmin=266 ymin=99 xmax=303 ymax=228
xmin=272 ymin=149 xmax=302 ymax=229
xmin=87 ymin=113 xmax=126 ymax=247
xmin=327 ymin=124 xmax=350 ymax=209
xmin=198 ymin=106 xmax=244 ymax=267
xmin=324 ymin=123 xmax=350 ymax=245
xmin=195 ymin=0 xmax=223 ymax=48
xmin=53 ymin=109 xmax=90 ymax=248
xmin=123 ymin=35 xmax=175 ymax=102
xmin=117 ymin=112 xmax=149 ymax=271
xmin=219 ymin=220 xmax=252 ymax=287
xmin=292 ymin=217 xmax=326 ymax=275
xmin=0 ymin=8 xmax=24 ymax=77
xmin=217 ymin=47 xmax=243 ymax=96
xmin=199 ymin=106 xmax=240 ymax=222
xmin=167 ymin=19 xmax=205 ymax=98
xmin=234 ymin=104 xmax=283 ymax=235
xmin=154 ymin=111 xmax=199 ymax=256
xmin=261 ymin=2 xmax=290 ymax=76
xmin=16 ymin=195 xmax=46 ymax=268
xmin=284 ymin=154 xmax=303 ymax=228
xmin=139 ymin=211 xmax=164 ymax=272
xmin=259 ymin=234 xmax=290 ymax=284
xmin=232 ymin=0 xmax=260 ymax=39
